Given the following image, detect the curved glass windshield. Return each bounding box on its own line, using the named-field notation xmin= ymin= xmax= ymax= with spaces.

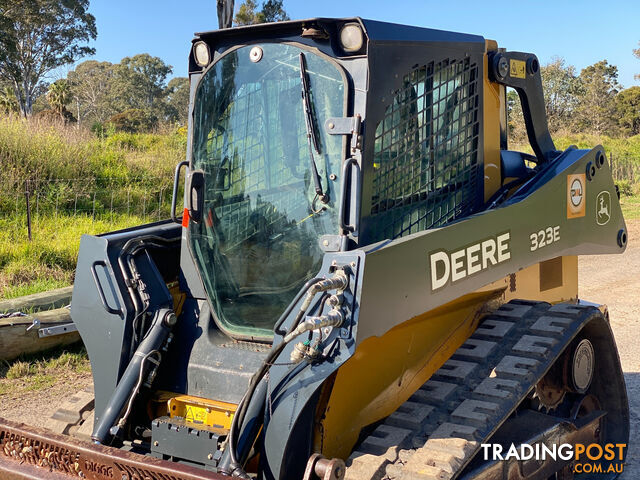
xmin=190 ymin=44 xmax=345 ymax=340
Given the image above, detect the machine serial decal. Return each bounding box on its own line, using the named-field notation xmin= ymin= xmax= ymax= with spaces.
xmin=596 ymin=191 xmax=611 ymax=225
xmin=529 ymin=225 xmax=560 ymax=252
xmin=567 ymin=174 xmax=586 ymax=219
xmin=429 ymin=232 xmax=511 ymax=291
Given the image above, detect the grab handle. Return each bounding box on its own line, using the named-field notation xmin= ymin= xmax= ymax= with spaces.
xmin=338 ymin=158 xmax=361 ymax=235
xmin=171 ymin=161 xmax=189 ymax=224
xmin=91 ymin=260 xmax=123 ymax=317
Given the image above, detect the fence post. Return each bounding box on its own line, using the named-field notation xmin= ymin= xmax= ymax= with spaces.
xmin=157 ymin=190 xmax=162 ymax=220
xmin=25 ymin=180 xmax=32 ymax=241
xmin=110 ymin=191 xmax=114 ymax=224
xmin=92 ymin=192 xmax=96 ymax=222
xmin=143 ymin=194 xmax=146 ymax=220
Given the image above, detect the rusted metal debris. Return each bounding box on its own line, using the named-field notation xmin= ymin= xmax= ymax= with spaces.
xmin=0 ymin=417 xmax=228 ymax=480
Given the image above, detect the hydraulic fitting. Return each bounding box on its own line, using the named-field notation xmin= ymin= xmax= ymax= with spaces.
xmin=284 ymin=308 xmax=344 ymax=343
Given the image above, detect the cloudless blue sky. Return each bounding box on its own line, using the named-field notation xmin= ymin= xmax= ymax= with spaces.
xmin=79 ymin=0 xmax=640 ymax=88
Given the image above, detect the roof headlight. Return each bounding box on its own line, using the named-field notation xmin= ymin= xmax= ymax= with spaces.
xmin=193 ymin=41 xmax=211 ymax=67
xmin=339 ymin=23 xmax=364 ymax=53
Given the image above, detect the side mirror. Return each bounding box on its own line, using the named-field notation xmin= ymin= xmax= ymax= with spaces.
xmin=186 ymin=169 xmax=205 ymax=224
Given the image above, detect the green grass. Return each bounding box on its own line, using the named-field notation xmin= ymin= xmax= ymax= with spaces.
xmin=0 ymin=343 xmax=90 ymax=393
xmin=0 ymin=115 xmax=186 ymax=186
xmin=0 ymin=212 xmax=148 ymax=298
xmin=620 ymin=193 xmax=640 ymax=220
xmin=0 ymin=115 xmax=185 ymax=298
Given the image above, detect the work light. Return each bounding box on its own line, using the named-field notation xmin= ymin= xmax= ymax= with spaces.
xmin=339 ymin=23 xmax=364 ymax=53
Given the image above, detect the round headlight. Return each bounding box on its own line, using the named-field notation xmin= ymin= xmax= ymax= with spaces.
xmin=339 ymin=23 xmax=364 ymax=53
xmin=194 ymin=41 xmax=210 ymax=67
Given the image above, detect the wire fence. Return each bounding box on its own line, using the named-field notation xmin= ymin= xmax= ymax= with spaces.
xmin=610 ymin=153 xmax=640 ymax=186
xmin=0 ymin=175 xmax=178 ymax=240
xmin=0 ymin=153 xmax=638 ymax=241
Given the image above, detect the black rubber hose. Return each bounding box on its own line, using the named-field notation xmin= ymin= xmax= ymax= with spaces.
xmin=92 ymin=307 xmax=174 ymax=445
xmin=227 ymin=340 xmax=288 ymax=476
xmin=273 ymin=277 xmax=323 ymax=335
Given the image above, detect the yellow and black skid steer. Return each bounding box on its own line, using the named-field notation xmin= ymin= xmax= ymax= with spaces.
xmin=0 ymin=18 xmax=629 ymax=480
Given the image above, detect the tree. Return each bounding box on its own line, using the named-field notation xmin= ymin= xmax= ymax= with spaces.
xmin=0 ymin=0 xmax=96 ymax=116
xmin=634 ymin=41 xmax=640 ymax=80
xmin=163 ymin=77 xmax=190 ymax=125
xmin=615 ymin=86 xmax=640 ymax=135
xmin=67 ymin=60 xmax=117 ymax=125
xmin=0 ymin=85 xmax=17 ymax=113
xmin=108 ymin=54 xmax=172 ymax=123
xmin=507 ymin=89 xmax=526 ymax=145
xmin=234 ymin=0 xmax=289 ymax=25
xmin=234 ymin=0 xmax=262 ymax=25
xmin=574 ymin=60 xmax=621 ymax=135
xmin=47 ymin=79 xmax=71 ymax=120
xmin=540 ymin=57 xmax=579 ymax=134
xmin=260 ymin=0 xmax=289 ymax=22
xmin=109 ymin=108 xmax=156 ymax=133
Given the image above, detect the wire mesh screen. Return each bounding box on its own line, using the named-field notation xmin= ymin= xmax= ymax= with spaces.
xmin=369 ymin=57 xmax=480 ymax=241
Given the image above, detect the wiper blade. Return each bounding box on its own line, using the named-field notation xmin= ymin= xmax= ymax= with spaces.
xmin=299 ymin=52 xmax=328 ymax=204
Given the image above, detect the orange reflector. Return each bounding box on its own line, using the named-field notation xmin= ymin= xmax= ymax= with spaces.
xmin=182 ymin=207 xmax=190 ymax=227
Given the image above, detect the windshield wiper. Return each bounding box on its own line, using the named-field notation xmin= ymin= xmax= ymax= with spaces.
xmin=299 ymin=52 xmax=329 ymax=204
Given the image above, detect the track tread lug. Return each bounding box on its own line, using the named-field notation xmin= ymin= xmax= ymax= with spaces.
xmin=491 ymin=303 xmax=532 ymax=318
xmin=493 ymin=355 xmax=540 ymax=379
xmin=434 ymin=359 xmax=478 ymax=380
xmin=452 ymin=338 xmax=497 ymax=360
xmin=474 ymin=319 xmax=515 ymax=338
xmin=387 ymin=402 xmax=435 ymax=430
xmin=530 ymin=315 xmax=574 ymax=335
xmin=472 ymin=377 xmax=519 ymax=400
xmin=548 ymin=303 xmax=593 ymax=315
xmin=512 ymin=334 xmax=557 ymax=356
xmin=412 ymin=380 xmax=458 ymax=404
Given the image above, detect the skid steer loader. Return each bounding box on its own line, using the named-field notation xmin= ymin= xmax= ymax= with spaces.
xmin=0 ymin=17 xmax=629 ymax=480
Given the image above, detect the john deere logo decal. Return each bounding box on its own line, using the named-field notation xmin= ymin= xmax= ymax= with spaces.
xmin=567 ymin=174 xmax=586 ymax=219
xmin=596 ymin=191 xmax=611 ymax=225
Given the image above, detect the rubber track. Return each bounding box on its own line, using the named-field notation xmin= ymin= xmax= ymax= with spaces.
xmin=44 ymin=385 xmax=95 ymax=439
xmin=344 ymin=300 xmax=598 ymax=480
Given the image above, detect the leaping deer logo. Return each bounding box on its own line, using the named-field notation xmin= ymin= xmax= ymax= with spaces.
xmin=596 ymin=191 xmax=611 ymax=225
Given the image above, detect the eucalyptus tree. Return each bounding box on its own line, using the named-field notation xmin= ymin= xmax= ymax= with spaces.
xmin=0 ymin=0 xmax=96 ymax=116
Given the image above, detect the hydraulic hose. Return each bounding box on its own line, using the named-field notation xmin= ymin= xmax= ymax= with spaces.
xmin=92 ymin=307 xmax=176 ymax=445
xmin=224 ymin=270 xmax=349 ymax=477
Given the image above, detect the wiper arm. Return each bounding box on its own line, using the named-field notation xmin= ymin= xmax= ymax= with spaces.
xmin=299 ymin=52 xmax=328 ymax=204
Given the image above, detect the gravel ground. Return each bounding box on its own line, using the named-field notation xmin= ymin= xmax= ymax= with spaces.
xmin=579 ymin=219 xmax=639 ymax=478
xmin=1 ymin=220 xmax=638 ymax=477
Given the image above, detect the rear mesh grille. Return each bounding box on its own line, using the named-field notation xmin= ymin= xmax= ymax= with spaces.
xmin=370 ymin=57 xmax=480 ymax=241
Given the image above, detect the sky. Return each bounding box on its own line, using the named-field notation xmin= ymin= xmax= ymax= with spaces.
xmin=78 ymin=0 xmax=640 ymax=88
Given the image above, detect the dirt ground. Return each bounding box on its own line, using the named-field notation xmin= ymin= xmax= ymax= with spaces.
xmin=1 ymin=220 xmax=638 ymax=477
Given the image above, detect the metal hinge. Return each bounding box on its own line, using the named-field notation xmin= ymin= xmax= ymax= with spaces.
xmin=38 ymin=323 xmax=78 ymax=338
xmin=324 ymin=115 xmax=362 ymax=153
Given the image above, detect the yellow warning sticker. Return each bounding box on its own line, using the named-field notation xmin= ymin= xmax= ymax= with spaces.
xmin=510 ymin=59 xmax=526 ymax=79
xmin=184 ymin=405 xmax=207 ymax=424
